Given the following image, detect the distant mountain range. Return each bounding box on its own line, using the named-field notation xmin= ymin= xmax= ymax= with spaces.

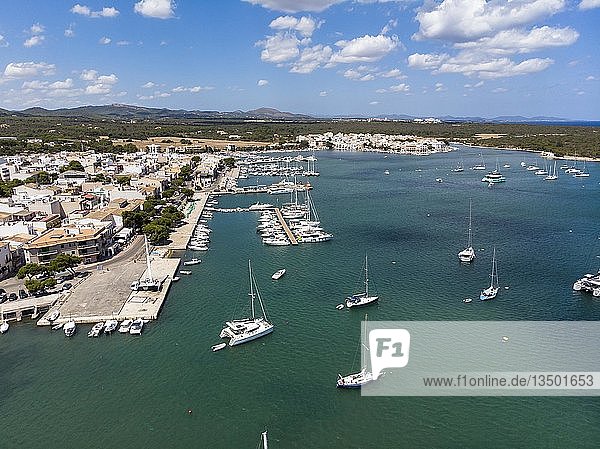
xmin=0 ymin=103 xmax=584 ymax=124
xmin=0 ymin=104 xmax=312 ymax=121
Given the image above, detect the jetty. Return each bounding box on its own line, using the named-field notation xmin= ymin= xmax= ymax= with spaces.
xmin=168 ymin=192 xmax=209 ymax=251
xmin=274 ymin=208 xmax=298 ymax=245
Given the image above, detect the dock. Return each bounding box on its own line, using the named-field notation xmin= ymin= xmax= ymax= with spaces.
xmin=274 ymin=208 xmax=298 ymax=245
xmin=168 ymin=192 xmax=209 ymax=251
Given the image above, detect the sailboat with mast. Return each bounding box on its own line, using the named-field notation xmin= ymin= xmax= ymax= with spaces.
xmin=345 ymin=254 xmax=379 ymax=308
xmin=130 ymin=235 xmax=160 ymax=292
xmin=219 ymin=260 xmax=274 ymax=346
xmin=337 ymin=314 xmax=374 ymax=388
xmin=480 ymin=247 xmax=499 ymax=301
xmin=458 ymin=200 xmax=475 ymax=263
xmin=544 ymin=160 xmax=558 ymax=181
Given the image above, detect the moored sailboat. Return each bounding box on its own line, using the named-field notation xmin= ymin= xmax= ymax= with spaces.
xmin=345 ymin=254 xmax=379 ymax=308
xmin=480 ymin=247 xmax=499 ymax=301
xmin=337 ymin=315 xmax=375 ymax=388
xmin=458 ymin=199 xmax=475 ymax=263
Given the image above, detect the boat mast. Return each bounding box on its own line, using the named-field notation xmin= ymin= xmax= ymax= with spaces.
xmin=248 ymin=260 xmax=255 ymax=318
xmin=365 ymin=254 xmax=369 ymax=297
xmin=490 ymin=247 xmax=497 ymax=289
xmin=261 ymin=430 xmax=268 ymax=449
xmin=467 ymin=199 xmax=473 ymax=248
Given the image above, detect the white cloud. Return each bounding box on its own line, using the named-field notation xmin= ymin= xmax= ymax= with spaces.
xmin=97 ymin=74 xmax=118 ymax=85
xmin=369 ymin=101 xmax=379 ymax=105
xmin=172 ymin=85 xmax=213 ymax=93
xmin=437 ymin=55 xmax=554 ymax=79
xmin=243 ymin=0 xmax=403 ymax=13
xmin=319 ymin=90 xmax=328 ymax=96
xmin=138 ymin=91 xmax=171 ymax=100
xmin=290 ymin=44 xmax=333 ymax=73
xmin=257 ymin=79 xmax=269 ymax=86
xmin=492 ymin=87 xmax=508 ymax=93
xmin=381 ymin=19 xmax=397 ymax=35
xmin=330 ymin=34 xmax=398 ymax=64
xmin=24 ymin=36 xmax=45 ymax=47
xmin=586 ymin=75 xmax=597 ymax=81
xmin=85 ymin=84 xmax=111 ymax=95
xmin=64 ymin=26 xmax=75 ymax=37
xmin=49 ymin=78 xmax=74 ymax=89
xmin=30 ymin=23 xmax=45 ymax=34
xmin=343 ymin=68 xmax=362 ymax=79
xmin=116 ymin=41 xmax=130 ymax=46
xmin=379 ymin=68 xmax=405 ymax=79
xmin=71 ymin=4 xmax=120 ymax=18
xmin=455 ymin=26 xmax=579 ymax=55
xmin=0 ymin=35 xmax=8 ymax=47
xmin=414 ymin=0 xmax=566 ymax=42
xmin=134 ymin=0 xmax=175 ymax=19
xmin=80 ymin=69 xmax=98 ymax=81
xmin=435 ymin=82 xmax=446 ymax=91
xmin=259 ymin=33 xmax=300 ymax=63
xmin=407 ymin=53 xmax=449 ymax=70
xmin=389 ymin=83 xmax=410 ymax=92
xmin=375 ymin=88 xmax=387 ymax=93
xmin=579 ymin=0 xmax=600 ymax=10
xmin=99 ymin=37 xmax=112 ymax=45
xmin=270 ymin=16 xmax=321 ymax=37
xmin=4 ymin=62 xmax=55 ymax=78
xmin=142 ymin=81 xmax=156 ymax=88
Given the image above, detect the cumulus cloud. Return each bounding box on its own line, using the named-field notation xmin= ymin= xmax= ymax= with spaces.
xmin=30 ymin=23 xmax=45 ymax=34
xmin=4 ymin=62 xmax=56 ymax=78
xmin=379 ymin=68 xmax=406 ymax=79
xmin=269 ymin=16 xmax=322 ymax=37
xmin=99 ymin=37 xmax=112 ymax=45
xmin=330 ymin=34 xmax=398 ymax=64
xmin=244 ymin=0 xmax=403 ymax=13
xmin=64 ymin=25 xmax=75 ymax=37
xmin=257 ymin=79 xmax=269 ymax=86
xmin=259 ymin=33 xmax=300 ymax=63
xmin=79 ymin=69 xmax=118 ymax=95
xmin=414 ymin=0 xmax=566 ymax=42
xmin=319 ymin=90 xmax=328 ymax=96
xmin=24 ymin=36 xmax=45 ymax=47
xmin=454 ymin=26 xmax=579 ymax=55
xmin=134 ymin=0 xmax=175 ymax=19
xmin=142 ymin=81 xmax=156 ymax=88
xmin=290 ymin=44 xmax=333 ymax=73
xmin=80 ymin=69 xmax=98 ymax=81
xmin=138 ymin=91 xmax=171 ymax=100
xmin=389 ymin=83 xmax=410 ymax=92
xmin=439 ymin=55 xmax=554 ymax=79
xmin=71 ymin=4 xmax=120 ymax=18
xmin=407 ymin=53 xmax=449 ymax=69
xmin=579 ymin=0 xmax=600 ymax=9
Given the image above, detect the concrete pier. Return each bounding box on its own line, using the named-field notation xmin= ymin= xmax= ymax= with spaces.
xmin=168 ymin=192 xmax=209 ymax=251
xmin=274 ymin=208 xmax=298 ymax=245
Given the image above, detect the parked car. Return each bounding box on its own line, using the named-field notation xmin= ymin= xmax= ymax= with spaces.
xmin=0 ymin=294 xmax=7 ymax=304
xmin=62 ymin=282 xmax=73 ymax=291
xmin=8 ymin=292 xmax=18 ymax=301
xmin=18 ymin=289 xmax=28 ymax=299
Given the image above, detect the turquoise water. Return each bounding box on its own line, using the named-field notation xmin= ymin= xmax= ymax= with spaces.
xmin=2 ymin=146 xmax=600 ymax=448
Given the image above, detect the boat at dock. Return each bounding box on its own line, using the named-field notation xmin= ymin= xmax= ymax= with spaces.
xmin=64 ymin=320 xmax=77 ymax=337
xmin=271 ymin=269 xmax=286 ymax=280
xmin=345 ymin=254 xmax=379 ymax=308
xmin=180 ymin=270 xmax=192 ymax=275
xmin=183 ymin=258 xmax=201 ymax=266
xmin=104 ymin=319 xmax=118 ymax=334
xmin=87 ymin=322 xmax=104 ymax=337
xmin=47 ymin=309 xmax=60 ymax=321
xmin=129 ymin=318 xmax=144 ymax=335
xmin=249 ymin=202 xmax=274 ymax=211
xmin=220 ymin=260 xmax=274 ymax=346
xmin=51 ymin=322 xmax=64 ymax=331
xmin=118 ymin=319 xmax=132 ymax=333
xmin=0 ymin=320 xmax=9 ymax=334
xmin=130 ymin=235 xmax=161 ymax=292
xmin=480 ymin=247 xmax=499 ymax=301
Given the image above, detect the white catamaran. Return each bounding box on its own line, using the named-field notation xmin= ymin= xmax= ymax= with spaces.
xmin=337 ymin=315 xmax=374 ymax=388
xmin=458 ymin=199 xmax=475 ymax=263
xmin=345 ymin=254 xmax=379 ymax=308
xmin=220 ymin=260 xmax=274 ymax=346
xmin=480 ymin=247 xmax=499 ymax=301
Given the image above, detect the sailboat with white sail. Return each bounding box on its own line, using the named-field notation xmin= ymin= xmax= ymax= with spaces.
xmin=480 ymin=247 xmax=499 ymax=301
xmin=219 ymin=260 xmax=274 ymax=346
xmin=458 ymin=200 xmax=475 ymax=263
xmin=345 ymin=254 xmax=379 ymax=308
xmin=337 ymin=314 xmax=374 ymax=388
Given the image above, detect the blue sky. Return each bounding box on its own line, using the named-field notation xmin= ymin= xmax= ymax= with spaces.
xmin=0 ymin=0 xmax=598 ymax=119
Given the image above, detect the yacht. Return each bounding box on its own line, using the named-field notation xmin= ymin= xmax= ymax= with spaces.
xmin=63 ymin=320 xmax=77 ymax=337
xmin=249 ymin=202 xmax=273 ymax=211
xmin=0 ymin=321 xmax=9 ymax=334
xmin=337 ymin=315 xmax=375 ymax=388
xmin=104 ymin=319 xmax=118 ymax=334
xmin=346 ymin=254 xmax=379 ymax=308
xmin=47 ymin=309 xmax=60 ymax=322
xmin=130 ymin=318 xmax=144 ymax=335
xmin=271 ymin=269 xmax=286 ymax=280
xmin=573 ymin=271 xmax=600 ymax=297
xmin=220 ymin=260 xmax=274 ymax=346
xmin=118 ymin=319 xmax=132 ymax=333
xmin=458 ymin=200 xmax=475 ymax=263
xmin=87 ymin=322 xmax=104 ymax=337
xmin=131 ymin=235 xmax=161 ymax=292
xmin=183 ymin=258 xmax=201 ymax=266
xmin=480 ymin=247 xmax=499 ymax=301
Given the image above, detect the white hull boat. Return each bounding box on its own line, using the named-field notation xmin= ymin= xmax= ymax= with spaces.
xmin=272 ymin=269 xmax=286 ymax=280
xmin=64 ymin=320 xmax=77 ymax=337
xmin=346 ymin=254 xmax=379 ymax=308
xmin=458 ymin=199 xmax=475 ymax=263
xmin=130 ymin=318 xmax=144 ymax=335
xmin=183 ymin=258 xmax=201 ymax=266
xmin=104 ymin=319 xmax=118 ymax=334
xmin=480 ymin=247 xmax=499 ymax=301
xmin=88 ymin=322 xmax=104 ymax=337
xmin=118 ymin=319 xmax=132 ymax=333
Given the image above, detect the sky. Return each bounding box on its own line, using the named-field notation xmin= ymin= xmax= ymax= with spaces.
xmin=0 ymin=0 xmax=598 ymax=119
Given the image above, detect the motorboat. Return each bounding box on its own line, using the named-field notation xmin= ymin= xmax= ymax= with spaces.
xmin=47 ymin=309 xmax=60 ymax=321
xmin=129 ymin=318 xmax=144 ymax=335
xmin=0 ymin=321 xmax=9 ymax=334
xmin=118 ymin=319 xmax=132 ymax=333
xmin=180 ymin=270 xmax=192 ymax=275
xmin=573 ymin=271 xmax=600 ymax=297
xmin=183 ymin=258 xmax=201 ymax=266
xmin=104 ymin=319 xmax=118 ymax=334
xmin=64 ymin=320 xmax=77 ymax=337
xmin=271 ymin=269 xmax=286 ymax=280
xmin=87 ymin=322 xmax=104 ymax=337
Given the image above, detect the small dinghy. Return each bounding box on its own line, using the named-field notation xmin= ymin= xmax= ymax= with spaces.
xmin=211 ymin=343 xmax=227 ymax=352
xmin=336 ymin=304 xmax=345 ymax=310
xmin=463 ymin=298 xmax=473 ymax=303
